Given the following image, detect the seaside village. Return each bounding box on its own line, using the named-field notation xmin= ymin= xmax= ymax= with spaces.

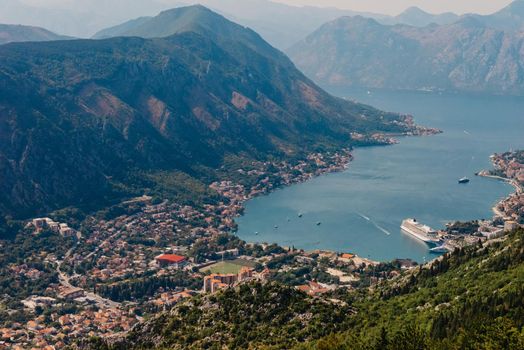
xmin=1 ymin=151 xmax=524 ymax=349
xmin=424 ymin=151 xmax=524 ymax=251
xmin=489 ymin=151 xmax=524 ymax=223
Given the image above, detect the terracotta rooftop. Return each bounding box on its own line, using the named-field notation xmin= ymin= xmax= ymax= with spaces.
xmin=155 ymin=254 xmax=186 ymax=263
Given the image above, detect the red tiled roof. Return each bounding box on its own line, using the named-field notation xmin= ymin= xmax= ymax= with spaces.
xmin=297 ymin=285 xmax=311 ymax=293
xmin=156 ymin=254 xmax=186 ymax=263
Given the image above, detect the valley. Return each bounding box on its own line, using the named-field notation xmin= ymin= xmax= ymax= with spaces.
xmin=0 ymin=2 xmax=523 ymax=349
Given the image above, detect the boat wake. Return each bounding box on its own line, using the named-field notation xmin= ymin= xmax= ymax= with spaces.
xmin=357 ymin=213 xmax=391 ymax=235
xmin=357 ymin=213 xmax=371 ymax=221
xmin=373 ymin=223 xmax=392 ymax=236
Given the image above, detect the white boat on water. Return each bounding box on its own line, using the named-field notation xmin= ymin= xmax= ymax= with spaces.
xmin=401 ymin=218 xmax=441 ymax=245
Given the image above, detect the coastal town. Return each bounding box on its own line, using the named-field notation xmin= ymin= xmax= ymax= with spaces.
xmin=483 ymin=151 xmax=524 ymax=224
xmin=407 ymin=150 xmax=524 ymax=253
xmin=0 ymin=150 xmax=382 ymax=349
xmin=1 ymin=148 xmax=523 ymax=349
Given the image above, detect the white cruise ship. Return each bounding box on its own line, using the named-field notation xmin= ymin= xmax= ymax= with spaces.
xmin=401 ymin=218 xmax=441 ymax=245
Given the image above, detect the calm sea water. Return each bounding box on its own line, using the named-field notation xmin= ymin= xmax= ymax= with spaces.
xmin=236 ymin=89 xmax=524 ymax=262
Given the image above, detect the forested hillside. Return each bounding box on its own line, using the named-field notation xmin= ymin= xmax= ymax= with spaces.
xmin=0 ymin=6 xmax=412 ymax=234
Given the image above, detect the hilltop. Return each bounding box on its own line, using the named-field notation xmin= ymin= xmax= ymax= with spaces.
xmin=0 ymin=23 xmax=70 ymax=45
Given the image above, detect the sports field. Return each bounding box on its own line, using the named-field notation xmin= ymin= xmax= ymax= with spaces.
xmin=200 ymin=259 xmax=256 ymax=274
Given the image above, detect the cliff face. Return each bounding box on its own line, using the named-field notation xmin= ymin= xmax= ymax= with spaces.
xmin=288 ymin=16 xmax=524 ymax=95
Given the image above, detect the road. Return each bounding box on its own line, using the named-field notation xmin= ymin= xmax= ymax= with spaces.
xmin=55 ymin=242 xmax=120 ymax=309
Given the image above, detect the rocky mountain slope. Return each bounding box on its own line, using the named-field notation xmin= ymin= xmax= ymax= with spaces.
xmin=288 ymin=15 xmax=524 ymax=94
xmin=471 ymin=0 xmax=524 ymax=32
xmin=0 ymin=24 xmax=70 ymax=45
xmin=0 ymin=6 xmax=412 ymax=230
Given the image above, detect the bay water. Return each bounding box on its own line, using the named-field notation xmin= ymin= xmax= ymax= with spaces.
xmin=236 ymin=89 xmax=524 ymax=262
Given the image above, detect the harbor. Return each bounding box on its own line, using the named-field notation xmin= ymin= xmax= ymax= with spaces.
xmin=236 ymin=90 xmax=524 ymax=263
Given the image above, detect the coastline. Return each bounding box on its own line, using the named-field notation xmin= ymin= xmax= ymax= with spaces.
xmin=477 ymin=169 xmax=524 ymax=217
xmin=227 ymin=129 xmax=442 ymax=262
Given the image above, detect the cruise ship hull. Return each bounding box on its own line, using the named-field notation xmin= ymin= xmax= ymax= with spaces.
xmin=401 ymin=222 xmax=441 ymax=246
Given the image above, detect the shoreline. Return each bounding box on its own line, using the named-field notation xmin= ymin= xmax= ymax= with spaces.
xmin=477 ymin=170 xmax=524 ymax=217
xmin=229 ymin=131 xmax=441 ymax=263
xmin=233 ymin=148 xmax=521 ymax=265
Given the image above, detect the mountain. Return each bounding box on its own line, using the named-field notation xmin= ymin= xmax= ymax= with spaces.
xmin=0 ymin=24 xmax=70 ymax=45
xmin=470 ymin=0 xmax=524 ymax=32
xmin=0 ymin=0 xmax=177 ymax=38
xmin=92 ymin=17 xmax=153 ymax=39
xmin=2 ymin=0 xmax=384 ymax=49
xmin=382 ymin=6 xmax=460 ymax=27
xmin=288 ymin=16 xmax=524 ymax=95
xmin=0 ymin=6 xmax=411 ymax=229
xmin=86 ymin=229 xmax=524 ymax=349
xmin=92 ymin=0 xmax=386 ymax=50
xmin=2 ymin=0 xmax=519 ymax=50
xmin=188 ymin=0 xmax=386 ymax=50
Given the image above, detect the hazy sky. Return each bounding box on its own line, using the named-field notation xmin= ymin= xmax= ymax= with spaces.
xmin=272 ymin=0 xmax=514 ymax=15
xmin=15 ymin=0 xmax=515 ymax=15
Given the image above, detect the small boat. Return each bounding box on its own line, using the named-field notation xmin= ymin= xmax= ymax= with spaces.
xmin=316 ymin=222 xmax=322 ymax=226
xmin=274 ymin=225 xmax=278 ymax=229
xmin=298 ymin=213 xmax=303 ymax=218
xmin=255 ymin=232 xmax=259 ymax=236
xmin=458 ymin=177 xmax=470 ymax=184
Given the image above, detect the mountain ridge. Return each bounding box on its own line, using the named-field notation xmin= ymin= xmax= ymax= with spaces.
xmin=0 ymin=6 xmax=412 ymax=230
xmin=288 ymin=15 xmax=524 ymax=94
xmin=0 ymin=23 xmax=70 ymax=45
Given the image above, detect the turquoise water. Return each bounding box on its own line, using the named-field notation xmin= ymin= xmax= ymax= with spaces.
xmin=236 ymin=89 xmax=524 ymax=262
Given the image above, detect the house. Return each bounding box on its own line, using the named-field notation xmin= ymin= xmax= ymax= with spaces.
xmin=203 ymin=274 xmax=238 ymax=293
xmin=504 ymin=221 xmax=520 ymax=232
xmin=296 ymin=281 xmax=333 ymax=296
xmin=216 ymin=248 xmax=240 ymax=258
xmin=238 ymin=266 xmax=254 ymax=281
xmin=202 ymin=266 xmax=265 ymax=293
xmin=338 ymin=253 xmax=356 ymax=263
xmin=58 ymin=286 xmax=85 ymax=300
xmin=59 ymin=223 xmax=76 ymax=237
xmin=155 ymin=254 xmax=187 ymax=269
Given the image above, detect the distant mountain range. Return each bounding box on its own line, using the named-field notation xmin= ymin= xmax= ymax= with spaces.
xmin=0 ymin=6 xmax=410 ymax=225
xmin=0 ymin=0 xmax=175 ymax=38
xmin=0 ymin=24 xmax=70 ymax=45
xmin=179 ymin=0 xmax=387 ymax=50
xmin=6 ymin=0 xmax=524 ymax=51
xmin=289 ymin=2 xmax=524 ymax=95
xmin=92 ymin=0 xmax=386 ymax=49
xmin=382 ymin=6 xmax=460 ymax=27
